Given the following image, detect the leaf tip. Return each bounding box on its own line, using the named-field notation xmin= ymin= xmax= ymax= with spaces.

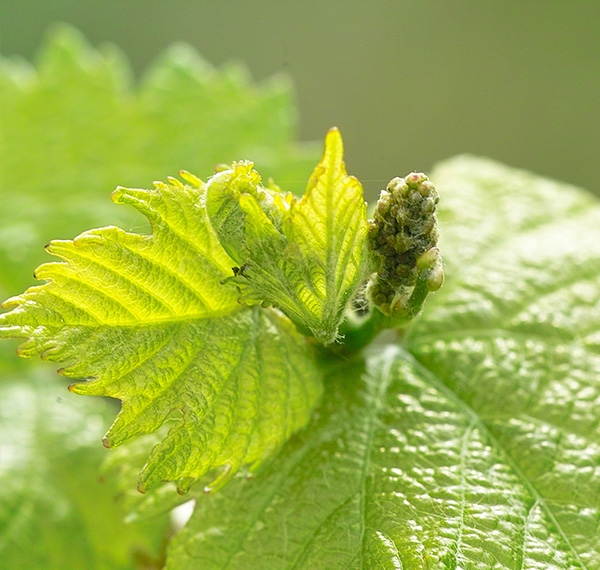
xmin=204 ymin=464 xmax=235 ymax=494
xmin=167 ymin=176 xmax=184 ymax=189
xmin=15 ymin=345 xmax=31 ymax=358
xmin=111 ymin=186 xmax=126 ymax=204
xmin=102 ymin=436 xmax=113 ymax=449
xmin=324 ymin=125 xmax=343 ymax=153
xmin=1 ymin=295 xmax=18 ymax=310
xmin=306 ymin=127 xmax=346 ymax=193
xmin=177 ymin=477 xmax=195 ymax=495
xmin=179 ymin=170 xmax=202 ymax=187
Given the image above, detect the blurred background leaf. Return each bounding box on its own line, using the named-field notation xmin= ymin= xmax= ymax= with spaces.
xmin=0 ymin=24 xmax=317 ymax=300
xmin=0 ymin=369 xmax=171 ymax=570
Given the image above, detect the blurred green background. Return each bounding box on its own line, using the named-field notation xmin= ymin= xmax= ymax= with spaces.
xmin=1 ymin=0 xmax=599 ymax=200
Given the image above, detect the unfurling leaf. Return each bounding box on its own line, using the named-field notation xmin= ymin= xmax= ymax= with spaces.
xmin=0 ymin=176 xmax=322 ymax=494
xmin=206 ymin=127 xmax=370 ymax=344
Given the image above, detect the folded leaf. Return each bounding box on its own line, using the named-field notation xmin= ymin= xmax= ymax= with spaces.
xmin=0 ymin=177 xmax=322 ymax=493
xmin=206 ymin=128 xmax=370 ymax=344
xmin=289 ymin=128 xmax=370 ymax=340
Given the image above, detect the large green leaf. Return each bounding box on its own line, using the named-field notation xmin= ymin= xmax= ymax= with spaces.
xmin=0 ymin=368 xmax=169 ymax=570
xmin=163 ymin=158 xmax=600 ymax=568
xmin=0 ymin=177 xmax=322 ymax=494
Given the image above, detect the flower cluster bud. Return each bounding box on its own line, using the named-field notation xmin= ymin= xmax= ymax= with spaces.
xmin=367 ymin=173 xmax=443 ymax=316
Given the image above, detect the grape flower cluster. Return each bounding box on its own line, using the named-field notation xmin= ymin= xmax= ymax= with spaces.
xmin=367 ymin=173 xmax=444 ymax=317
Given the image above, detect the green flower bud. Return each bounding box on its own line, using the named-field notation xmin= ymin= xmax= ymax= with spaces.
xmin=367 ymin=172 xmax=443 ymax=317
xmin=416 ymin=246 xmax=441 ymax=270
xmin=426 ymin=264 xmax=445 ymax=292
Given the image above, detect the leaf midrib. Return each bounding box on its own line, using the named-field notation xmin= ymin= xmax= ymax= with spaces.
xmin=20 ymin=305 xmax=249 ymax=329
xmin=357 ymin=345 xmax=397 ymax=568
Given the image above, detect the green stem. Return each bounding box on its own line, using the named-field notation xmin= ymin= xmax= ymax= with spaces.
xmin=335 ymin=269 xmax=432 ymax=354
xmin=335 ymin=309 xmax=391 ymax=353
xmin=404 ymin=269 xmax=431 ymax=319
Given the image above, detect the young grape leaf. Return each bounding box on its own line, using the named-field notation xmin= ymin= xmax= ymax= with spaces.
xmin=163 ymin=158 xmax=600 ymax=569
xmin=0 ymin=369 xmax=170 ymax=570
xmin=0 ymin=177 xmax=322 ymax=494
xmin=205 ymin=128 xmax=370 ymax=344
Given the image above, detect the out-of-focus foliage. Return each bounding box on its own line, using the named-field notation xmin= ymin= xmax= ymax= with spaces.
xmin=0 ymin=24 xmax=318 ymax=300
xmin=0 ymin=371 xmax=170 ymax=569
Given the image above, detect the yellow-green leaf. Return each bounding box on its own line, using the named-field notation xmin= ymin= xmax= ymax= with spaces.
xmin=0 ymin=176 xmax=322 ymax=493
xmin=206 ymin=128 xmax=370 ymax=344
